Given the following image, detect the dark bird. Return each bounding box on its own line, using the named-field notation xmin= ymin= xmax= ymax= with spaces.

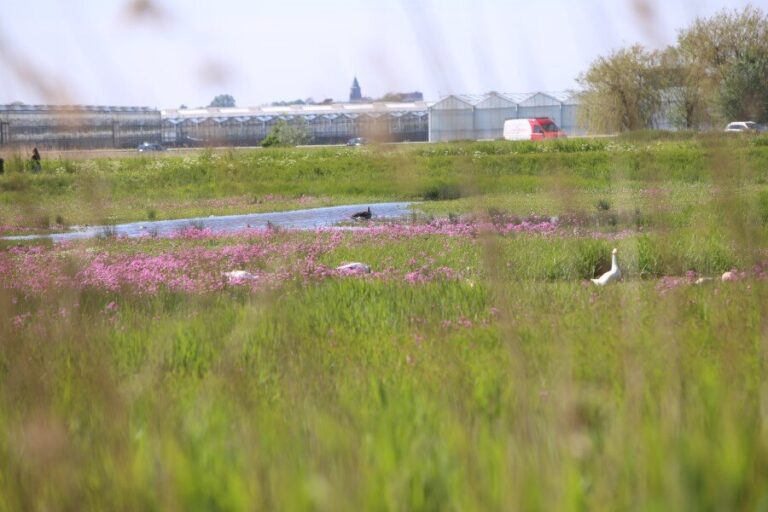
xmin=351 ymin=206 xmax=372 ymax=220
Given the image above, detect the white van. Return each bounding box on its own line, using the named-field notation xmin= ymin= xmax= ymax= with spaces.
xmin=503 ymin=117 xmax=566 ymax=141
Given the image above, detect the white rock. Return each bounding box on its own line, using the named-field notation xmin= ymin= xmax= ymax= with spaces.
xmin=336 ymin=262 xmax=371 ymax=273
xmin=223 ymin=270 xmax=258 ymax=282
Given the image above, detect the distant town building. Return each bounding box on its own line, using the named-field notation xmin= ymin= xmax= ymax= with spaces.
xmin=349 ymin=77 xmax=362 ymax=102
xmin=401 ymin=91 xmax=424 ymax=102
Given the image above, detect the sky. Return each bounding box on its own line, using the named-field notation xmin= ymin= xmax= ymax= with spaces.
xmin=0 ymin=0 xmax=763 ymax=108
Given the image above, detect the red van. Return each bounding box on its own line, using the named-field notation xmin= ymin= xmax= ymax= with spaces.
xmin=503 ymin=117 xmax=566 ymax=141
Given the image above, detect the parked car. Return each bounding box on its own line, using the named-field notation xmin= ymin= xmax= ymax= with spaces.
xmin=137 ymin=142 xmax=166 ymax=152
xmin=346 ymin=137 xmax=368 ymax=146
xmin=503 ymin=118 xmax=566 ymax=141
xmin=724 ymin=121 xmax=761 ymax=133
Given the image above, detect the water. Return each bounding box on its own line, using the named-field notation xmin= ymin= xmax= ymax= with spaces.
xmin=3 ymin=202 xmax=416 ymax=242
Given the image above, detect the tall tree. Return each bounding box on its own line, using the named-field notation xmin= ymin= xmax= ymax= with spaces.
xmin=676 ymin=5 xmax=768 ymax=123
xmin=577 ymin=45 xmax=663 ymax=133
xmin=657 ymin=46 xmax=711 ymax=130
xmin=209 ymin=94 xmax=236 ymax=108
xmin=719 ymin=51 xmax=768 ymax=122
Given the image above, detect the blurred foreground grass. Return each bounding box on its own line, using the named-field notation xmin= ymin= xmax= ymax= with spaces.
xmin=3 ymin=278 xmax=768 ymax=510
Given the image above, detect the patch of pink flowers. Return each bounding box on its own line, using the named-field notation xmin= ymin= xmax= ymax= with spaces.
xmin=6 ymin=218 xmax=765 ymax=298
xmin=352 ymin=217 xmax=559 ymax=239
xmin=655 ymin=267 xmax=768 ymax=294
xmin=2 ymin=218 xmax=526 ymax=296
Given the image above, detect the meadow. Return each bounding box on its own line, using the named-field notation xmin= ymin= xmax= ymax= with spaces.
xmin=1 ymin=133 xmax=767 ymax=231
xmin=2 ymin=134 xmax=768 ymax=510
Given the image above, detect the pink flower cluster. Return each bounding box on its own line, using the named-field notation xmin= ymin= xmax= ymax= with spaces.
xmin=2 ymin=222 xmax=488 ymax=296
xmin=352 ymin=218 xmax=558 ymax=239
xmin=655 ymin=266 xmax=768 ymax=294
xmin=1 ymin=232 xmax=332 ymax=295
xmin=405 ymin=266 xmax=458 ymax=284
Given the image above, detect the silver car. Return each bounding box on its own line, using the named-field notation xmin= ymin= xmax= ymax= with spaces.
xmin=137 ymin=142 xmax=166 ymax=152
xmin=724 ymin=121 xmax=761 ymax=132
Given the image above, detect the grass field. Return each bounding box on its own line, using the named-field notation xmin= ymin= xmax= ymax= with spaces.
xmin=2 ymin=134 xmax=768 ymax=230
xmin=2 ymin=134 xmax=768 ymax=510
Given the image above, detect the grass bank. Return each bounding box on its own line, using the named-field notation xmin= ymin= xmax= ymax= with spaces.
xmin=1 ymin=135 xmax=767 ymax=230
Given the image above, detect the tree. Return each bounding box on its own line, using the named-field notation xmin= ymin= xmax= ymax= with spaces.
xmin=270 ymin=99 xmax=306 ymax=107
xmin=376 ymin=91 xmax=424 ymax=102
xmin=657 ymin=46 xmax=711 ymax=130
xmin=379 ymin=92 xmax=404 ymax=102
xmin=576 ymin=6 xmax=768 ymax=131
xmin=209 ymin=94 xmax=236 ymax=108
xmin=577 ymin=45 xmax=663 ymax=133
xmin=677 ymin=6 xmax=768 ymax=83
xmin=719 ymin=51 xmax=768 ymax=122
xmin=676 ymin=5 xmax=768 ymax=123
xmin=261 ymin=119 xmax=311 ymax=147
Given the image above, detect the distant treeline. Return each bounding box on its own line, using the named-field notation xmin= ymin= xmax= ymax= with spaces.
xmin=578 ymin=5 xmax=768 ymax=133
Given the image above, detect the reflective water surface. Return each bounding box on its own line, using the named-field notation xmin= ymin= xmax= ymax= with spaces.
xmin=4 ymin=202 xmax=416 ymax=242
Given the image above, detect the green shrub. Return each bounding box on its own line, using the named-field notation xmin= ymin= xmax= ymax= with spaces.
xmin=422 ymin=182 xmax=462 ymax=201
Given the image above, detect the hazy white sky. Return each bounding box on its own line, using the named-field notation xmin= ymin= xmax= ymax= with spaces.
xmin=0 ymin=0 xmax=762 ymax=108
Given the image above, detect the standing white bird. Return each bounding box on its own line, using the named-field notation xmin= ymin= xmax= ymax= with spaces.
xmin=591 ymin=248 xmax=621 ymax=286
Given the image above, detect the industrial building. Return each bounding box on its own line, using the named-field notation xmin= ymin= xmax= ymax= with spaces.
xmin=161 ymin=102 xmax=430 ymax=146
xmin=0 ymin=104 xmax=162 ymax=149
xmin=428 ymin=91 xmax=582 ymax=142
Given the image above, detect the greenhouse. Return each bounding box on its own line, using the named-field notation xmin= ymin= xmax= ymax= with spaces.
xmin=0 ymin=104 xmax=162 ymax=149
xmin=0 ymin=92 xmax=589 ymax=149
xmin=428 ymin=91 xmax=582 ymax=142
xmin=161 ymin=102 xmax=430 ymax=146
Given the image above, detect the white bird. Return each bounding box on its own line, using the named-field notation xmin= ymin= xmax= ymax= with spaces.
xmin=336 ymin=262 xmax=371 ymax=273
xmin=591 ymin=248 xmax=621 ymax=286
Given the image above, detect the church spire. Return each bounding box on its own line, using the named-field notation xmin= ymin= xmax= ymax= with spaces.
xmin=349 ymin=76 xmax=362 ymax=102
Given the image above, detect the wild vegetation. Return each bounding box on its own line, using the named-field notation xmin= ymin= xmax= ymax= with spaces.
xmin=2 ymin=134 xmax=768 ymax=510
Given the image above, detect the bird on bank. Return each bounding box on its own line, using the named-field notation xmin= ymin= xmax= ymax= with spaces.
xmin=591 ymin=248 xmax=621 ymax=286
xmin=351 ymin=207 xmax=372 ymax=220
